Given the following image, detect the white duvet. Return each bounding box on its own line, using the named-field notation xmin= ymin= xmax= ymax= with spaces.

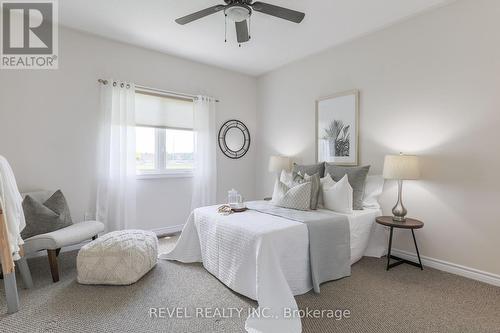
xmin=160 ymin=202 xmax=386 ymax=333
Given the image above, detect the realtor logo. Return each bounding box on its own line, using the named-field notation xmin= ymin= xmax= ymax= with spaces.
xmin=1 ymin=0 xmax=58 ymax=69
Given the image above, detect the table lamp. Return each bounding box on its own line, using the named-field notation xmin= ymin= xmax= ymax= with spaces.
xmin=268 ymin=156 xmax=291 ymax=175
xmin=383 ymin=153 xmax=420 ymax=222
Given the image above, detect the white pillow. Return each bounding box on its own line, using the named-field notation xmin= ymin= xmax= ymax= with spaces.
xmin=362 ymin=175 xmax=385 ymax=209
xmin=322 ymin=174 xmax=353 ymax=214
xmin=317 ymin=173 xmax=344 ymax=208
xmin=279 ymin=169 xmax=294 ymax=187
xmin=317 ymin=175 xmax=329 ymax=208
xmin=272 ymin=170 xmax=293 ymax=201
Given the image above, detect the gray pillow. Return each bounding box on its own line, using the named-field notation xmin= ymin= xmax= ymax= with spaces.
xmin=324 ymin=164 xmax=370 ymax=210
xmin=293 ymin=172 xmax=321 ymax=210
xmin=21 ymin=190 xmax=73 ymax=239
xmin=292 ymin=162 xmax=325 ymax=178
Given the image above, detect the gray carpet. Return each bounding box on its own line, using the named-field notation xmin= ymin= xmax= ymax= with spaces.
xmin=1 ymin=237 xmax=499 ymax=333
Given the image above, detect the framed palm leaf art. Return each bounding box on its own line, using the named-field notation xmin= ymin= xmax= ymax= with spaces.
xmin=316 ymin=90 xmax=359 ymax=166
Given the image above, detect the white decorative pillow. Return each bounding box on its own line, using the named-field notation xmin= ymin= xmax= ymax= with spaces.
xmin=322 ymin=174 xmax=353 ymax=214
xmin=317 ymin=175 xmax=330 ymax=208
xmin=271 ymin=180 xmax=312 ymax=211
xmin=362 ymin=175 xmax=385 ymax=209
xmin=272 ymin=171 xmax=292 ymax=201
xmin=279 ymin=169 xmax=294 ymax=187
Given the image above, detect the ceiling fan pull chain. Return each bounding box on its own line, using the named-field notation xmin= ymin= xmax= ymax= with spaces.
xmin=249 ymin=16 xmax=251 ymax=40
xmin=224 ymin=14 xmax=227 ymax=43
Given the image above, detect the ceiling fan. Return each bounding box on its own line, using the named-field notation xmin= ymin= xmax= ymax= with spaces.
xmin=175 ymin=0 xmax=305 ymax=44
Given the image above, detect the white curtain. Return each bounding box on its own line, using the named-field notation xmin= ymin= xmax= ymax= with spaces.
xmin=191 ymin=96 xmax=217 ymax=210
xmin=96 ymin=80 xmax=136 ymax=231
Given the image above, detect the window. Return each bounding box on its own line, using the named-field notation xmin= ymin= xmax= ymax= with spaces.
xmin=135 ymin=90 xmax=194 ymax=177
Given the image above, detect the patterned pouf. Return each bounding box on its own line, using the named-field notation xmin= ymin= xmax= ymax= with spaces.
xmin=77 ymin=229 xmax=158 ymax=285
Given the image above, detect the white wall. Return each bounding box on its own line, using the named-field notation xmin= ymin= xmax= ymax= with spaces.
xmin=0 ymin=27 xmax=257 ymax=232
xmin=256 ymin=0 xmax=500 ymax=275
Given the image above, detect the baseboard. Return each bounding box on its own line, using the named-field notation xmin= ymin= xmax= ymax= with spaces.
xmin=25 ymin=224 xmax=185 ymax=259
xmin=392 ymin=249 xmax=500 ymax=287
xmin=151 ymin=224 xmax=184 ymax=237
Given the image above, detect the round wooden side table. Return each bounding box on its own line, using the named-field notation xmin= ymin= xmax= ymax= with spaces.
xmin=376 ymin=216 xmax=424 ymax=271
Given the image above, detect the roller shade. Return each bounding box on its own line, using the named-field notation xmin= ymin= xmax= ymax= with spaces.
xmin=135 ymin=91 xmax=194 ymax=129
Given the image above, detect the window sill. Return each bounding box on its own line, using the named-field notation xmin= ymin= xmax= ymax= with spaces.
xmin=136 ymin=171 xmax=194 ymax=180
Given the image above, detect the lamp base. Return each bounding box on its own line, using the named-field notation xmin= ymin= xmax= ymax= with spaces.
xmin=392 ymin=180 xmax=408 ymax=222
xmin=392 ymin=215 xmax=407 ymax=222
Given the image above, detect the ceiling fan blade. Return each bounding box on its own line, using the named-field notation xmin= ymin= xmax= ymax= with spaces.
xmin=251 ymin=2 xmax=305 ymax=23
xmin=235 ymin=20 xmax=250 ymax=43
xmin=175 ymin=5 xmax=225 ymax=25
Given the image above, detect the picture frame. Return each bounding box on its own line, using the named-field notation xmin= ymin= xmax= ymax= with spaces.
xmin=315 ymin=90 xmax=359 ymax=166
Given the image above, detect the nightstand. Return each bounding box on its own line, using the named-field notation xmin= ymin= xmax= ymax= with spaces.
xmin=376 ymin=216 xmax=424 ymax=271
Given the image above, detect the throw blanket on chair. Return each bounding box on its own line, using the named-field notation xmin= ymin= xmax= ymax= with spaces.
xmin=0 ymin=155 xmax=26 ymax=260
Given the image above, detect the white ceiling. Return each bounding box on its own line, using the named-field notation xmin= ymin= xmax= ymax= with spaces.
xmin=60 ymin=0 xmax=452 ymax=76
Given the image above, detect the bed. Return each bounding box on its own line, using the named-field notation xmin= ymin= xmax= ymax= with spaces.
xmin=160 ymin=200 xmax=387 ymax=333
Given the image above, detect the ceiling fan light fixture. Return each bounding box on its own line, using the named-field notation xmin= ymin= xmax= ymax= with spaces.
xmin=225 ymin=5 xmax=251 ymax=22
xmin=175 ymin=1 xmax=305 ymax=44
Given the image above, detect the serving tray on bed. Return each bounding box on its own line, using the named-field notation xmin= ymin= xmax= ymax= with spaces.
xmin=231 ymin=207 xmax=248 ymax=213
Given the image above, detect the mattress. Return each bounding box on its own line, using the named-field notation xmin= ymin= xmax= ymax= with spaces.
xmin=344 ymin=208 xmax=387 ymax=264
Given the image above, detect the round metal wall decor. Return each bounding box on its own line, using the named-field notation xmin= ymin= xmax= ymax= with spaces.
xmin=218 ymin=119 xmax=251 ymax=159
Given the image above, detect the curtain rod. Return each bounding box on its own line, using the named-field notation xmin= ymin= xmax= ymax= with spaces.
xmin=97 ymin=79 xmax=220 ymax=102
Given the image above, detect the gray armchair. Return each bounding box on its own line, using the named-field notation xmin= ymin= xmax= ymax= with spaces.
xmin=22 ymin=191 xmax=104 ymax=282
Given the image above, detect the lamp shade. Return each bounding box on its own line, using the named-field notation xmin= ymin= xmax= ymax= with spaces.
xmin=383 ymin=154 xmax=420 ymax=180
xmin=268 ymin=156 xmax=291 ymax=173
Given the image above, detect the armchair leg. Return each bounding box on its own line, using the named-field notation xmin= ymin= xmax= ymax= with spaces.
xmin=3 ymin=272 xmax=19 ymax=314
xmin=17 ymin=245 xmax=33 ymax=289
xmin=47 ymin=250 xmax=59 ymax=282
xmin=17 ymin=257 xmax=33 ymax=289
